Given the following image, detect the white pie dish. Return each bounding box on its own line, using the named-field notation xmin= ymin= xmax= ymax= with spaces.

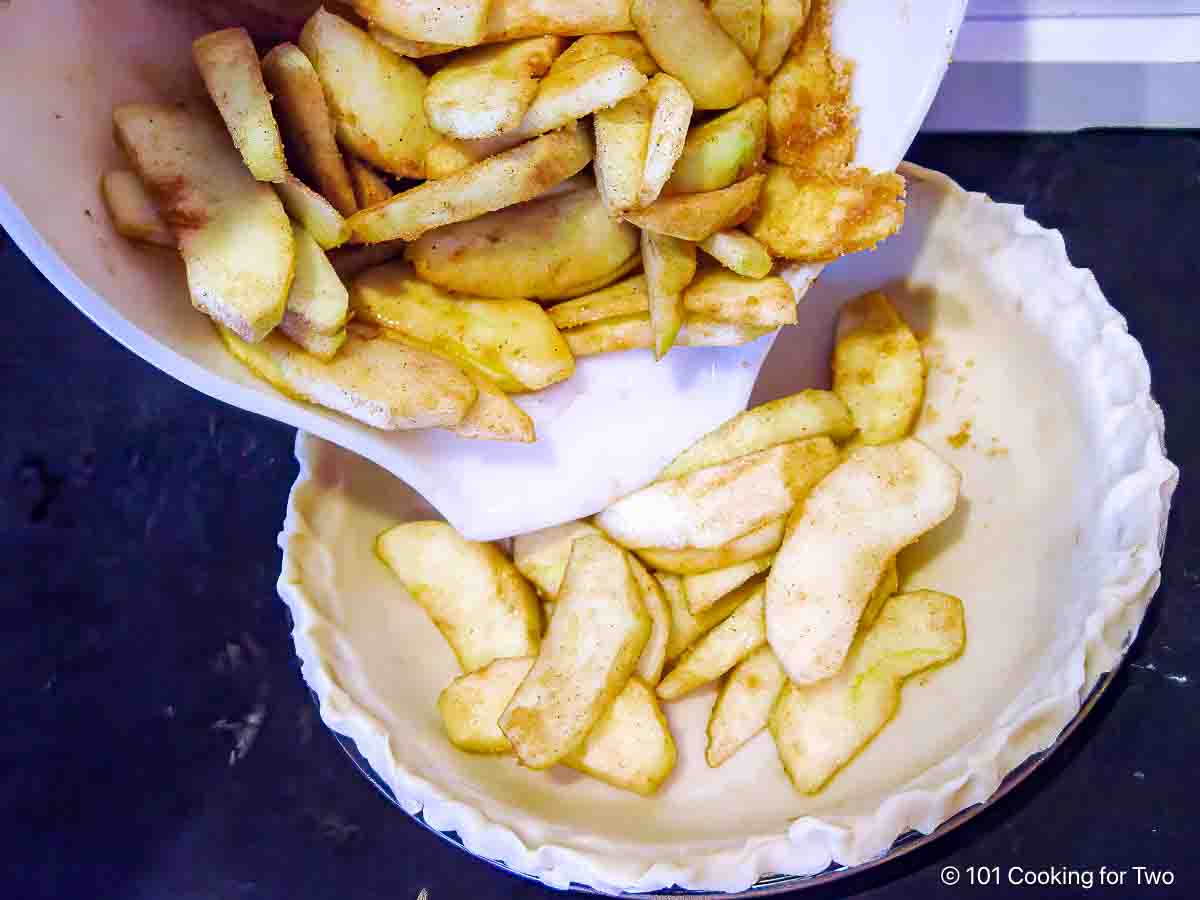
xmin=0 ymin=0 xmax=966 ymax=541
xmin=276 ymin=164 xmax=1177 ymax=894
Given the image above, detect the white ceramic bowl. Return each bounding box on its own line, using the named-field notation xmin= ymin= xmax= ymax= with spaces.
xmin=277 ymin=165 xmax=1177 ymax=893
xmin=0 ymin=0 xmax=967 ymax=540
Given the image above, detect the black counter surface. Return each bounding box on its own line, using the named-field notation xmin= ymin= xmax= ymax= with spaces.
xmin=2 ymin=133 xmax=1197 ymax=899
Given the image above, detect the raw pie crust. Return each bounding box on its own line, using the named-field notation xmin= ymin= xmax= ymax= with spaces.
xmin=277 ymin=165 xmax=1176 ymax=894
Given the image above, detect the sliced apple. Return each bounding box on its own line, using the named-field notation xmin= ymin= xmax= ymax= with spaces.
xmin=548 ymin=32 xmax=659 ymax=78
xmin=346 ymin=156 xmax=393 ymax=208
xmin=563 ymin=677 xmax=676 ymax=795
xmin=513 ymin=520 xmax=605 ymax=597
xmin=274 ymin=173 xmax=351 ymax=249
xmin=746 ymin=165 xmax=905 ymax=262
xmin=860 ymin=557 xmax=899 ymax=630
xmin=624 ymin=174 xmax=765 ymax=242
xmin=770 ymin=590 xmax=965 ymax=793
xmin=658 ymin=580 xmax=765 ymax=699
xmin=348 ymin=124 xmax=593 ymax=242
xmin=659 ymin=390 xmax=854 ymax=480
xmin=631 ymin=0 xmax=755 ymax=110
xmin=706 ymin=646 xmax=786 ymax=766
xmin=500 ymin=534 xmax=650 ymax=768
xmin=710 ymin=0 xmax=763 ymax=59
xmin=439 ymin=657 xmax=535 ymax=753
xmin=113 ymin=103 xmax=293 ymax=342
xmin=755 ymin=0 xmax=810 ymax=77
xmin=424 ymin=37 xmax=565 ymax=140
xmin=833 ymin=291 xmax=925 ymax=445
xmin=405 ymin=180 xmax=637 ymax=299
xmin=193 ymin=28 xmax=288 ymax=183
xmin=627 ymin=553 xmax=671 ymax=685
xmin=639 ymin=517 xmax=786 ymax=576
xmin=452 ymin=365 xmax=536 ymax=443
xmin=698 ymin=229 xmax=773 ymax=278
xmin=594 ymin=90 xmax=654 ymax=215
xmin=278 ymin=225 xmax=349 ymax=359
xmin=665 ymin=98 xmax=767 ymax=195
xmin=642 ymin=229 xmax=697 ymax=359
xmin=261 ymin=42 xmax=359 ymax=216
xmin=100 ymin=170 xmax=175 ymax=248
xmin=661 ymin=571 xmax=745 ymax=663
xmin=596 ymin=437 xmax=839 ymax=551
xmin=517 ymin=54 xmax=649 ymax=138
xmin=368 ymin=24 xmax=461 ymax=58
xmin=683 ymin=554 xmax=772 ymax=614
xmin=353 ymin=0 xmax=492 ymax=46
xmin=300 ymin=8 xmax=436 ymax=178
xmin=547 ymin=276 xmax=649 ymax=330
xmin=765 ymin=0 xmax=854 ymax=166
xmin=513 ymin=521 xmax=667 ymax=685
xmin=560 ymin=312 xmax=770 ymax=356
xmin=683 ymin=269 xmax=796 ymax=328
xmin=638 ymin=74 xmax=694 ymax=207
xmin=217 ymin=325 xmax=477 ymax=429
xmin=350 ymin=261 xmax=574 ymax=391
xmin=484 ymin=0 xmax=634 ymax=42
xmin=766 ymin=439 xmax=960 ymax=685
xmin=377 ymin=521 xmax=542 ymax=672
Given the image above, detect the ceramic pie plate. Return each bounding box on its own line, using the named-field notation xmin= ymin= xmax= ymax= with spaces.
xmin=276 ymin=164 xmax=1176 ymax=894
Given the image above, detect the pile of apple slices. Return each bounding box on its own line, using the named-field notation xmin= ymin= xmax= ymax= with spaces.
xmin=102 ymin=0 xmax=906 ymax=444
xmin=377 ymin=291 xmax=968 ymax=795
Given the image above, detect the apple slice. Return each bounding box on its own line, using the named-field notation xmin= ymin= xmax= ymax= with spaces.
xmin=377 ymin=521 xmax=542 ymax=673
xmin=453 ymin=367 xmax=536 ymax=444
xmin=113 ymin=103 xmax=293 ymax=342
xmin=833 ymin=291 xmax=925 ymax=445
xmin=657 ymin=579 xmax=765 ymax=700
xmin=641 ymin=229 xmax=696 ymax=359
xmin=697 ymin=229 xmax=773 ymax=279
xmin=659 ymin=390 xmax=854 ymax=480
xmin=262 ymin=42 xmax=359 ymax=217
xmin=624 ymin=174 xmax=765 ymax=242
xmin=354 ymin=0 xmax=492 ymax=46
xmin=637 ymin=517 xmax=786 ymax=576
xmin=278 ymin=225 xmax=349 ymax=360
xmin=683 ymin=554 xmax=772 ymax=614
xmin=349 ymin=261 xmax=574 ymax=392
xmin=274 ymin=173 xmax=351 ymax=249
xmin=660 ymin=572 xmax=746 ymax=663
xmin=638 ymin=74 xmax=694 ymax=207
xmin=347 ymin=124 xmax=593 ymax=242
xmin=765 ymin=439 xmax=960 ymax=684
xmin=563 ymin=677 xmax=676 ymax=795
xmin=100 ymin=170 xmax=175 ymax=248
xmin=627 ymin=554 xmax=671 ymax=686
xmin=439 ymin=657 xmax=536 ymax=753
xmin=346 ymin=156 xmax=393 ymax=208
xmin=770 ymin=590 xmax=966 ymax=793
xmin=705 ymin=646 xmax=786 ymax=767
xmin=193 ymin=28 xmax=289 ymax=183
xmin=217 ymin=325 xmax=477 ymax=429
xmin=596 ymin=437 xmax=839 ymax=550
xmin=500 ymin=534 xmax=650 ymax=769
xmin=631 ymin=0 xmax=755 ymax=110
xmin=300 ymin=8 xmax=436 ymax=179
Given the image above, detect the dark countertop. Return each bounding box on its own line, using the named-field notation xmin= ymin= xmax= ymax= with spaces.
xmin=2 ymin=133 xmax=1197 ymax=899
